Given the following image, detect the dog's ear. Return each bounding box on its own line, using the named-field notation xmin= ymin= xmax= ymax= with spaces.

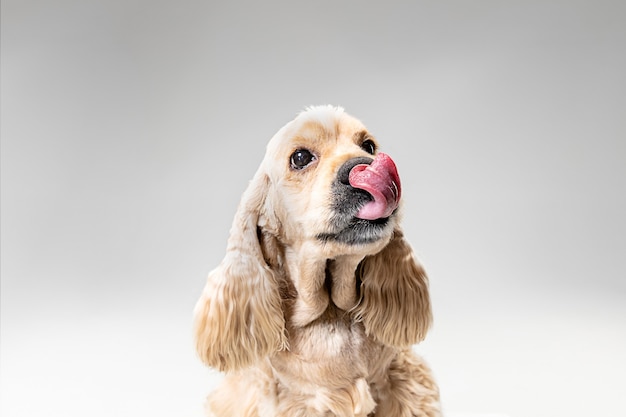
xmin=193 ymin=172 xmax=287 ymax=372
xmin=355 ymin=229 xmax=432 ymax=347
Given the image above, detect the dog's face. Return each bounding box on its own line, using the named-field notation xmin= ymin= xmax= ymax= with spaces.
xmin=260 ymin=106 xmax=402 ymax=257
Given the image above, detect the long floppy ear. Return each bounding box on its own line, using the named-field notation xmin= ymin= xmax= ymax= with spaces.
xmin=355 ymin=229 xmax=432 ymax=347
xmin=193 ymin=171 xmax=287 ymax=372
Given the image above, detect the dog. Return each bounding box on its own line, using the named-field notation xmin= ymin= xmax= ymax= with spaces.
xmin=193 ymin=106 xmax=441 ymax=416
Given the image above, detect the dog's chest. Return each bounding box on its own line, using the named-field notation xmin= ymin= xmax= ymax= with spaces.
xmin=272 ymin=310 xmax=374 ymax=383
xmin=299 ymin=317 xmax=365 ymax=358
xmin=266 ymin=313 xmax=381 ymax=416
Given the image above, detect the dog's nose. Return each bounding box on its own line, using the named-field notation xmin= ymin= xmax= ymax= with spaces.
xmin=337 ymin=157 xmax=373 ymax=185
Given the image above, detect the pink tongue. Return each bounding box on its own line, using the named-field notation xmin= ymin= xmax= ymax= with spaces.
xmin=348 ymin=153 xmax=401 ymax=220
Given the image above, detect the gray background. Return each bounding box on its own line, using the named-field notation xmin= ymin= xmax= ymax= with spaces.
xmin=1 ymin=1 xmax=625 ymax=416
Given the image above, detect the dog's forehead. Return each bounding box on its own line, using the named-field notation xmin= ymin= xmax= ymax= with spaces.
xmin=268 ymin=106 xmax=369 ymax=152
xmin=295 ymin=105 xmax=362 ymax=134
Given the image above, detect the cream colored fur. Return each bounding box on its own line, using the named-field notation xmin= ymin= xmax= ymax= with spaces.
xmin=193 ymin=106 xmax=442 ymax=416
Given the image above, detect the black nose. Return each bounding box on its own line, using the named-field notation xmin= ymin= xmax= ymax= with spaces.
xmin=337 ymin=157 xmax=373 ymax=185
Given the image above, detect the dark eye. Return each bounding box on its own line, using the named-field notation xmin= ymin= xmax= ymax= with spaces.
xmin=290 ymin=149 xmax=316 ymax=170
xmin=361 ymin=139 xmax=376 ymax=155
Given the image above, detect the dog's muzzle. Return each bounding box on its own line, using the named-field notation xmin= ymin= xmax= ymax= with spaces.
xmin=337 ymin=153 xmax=401 ymax=220
xmin=318 ymin=154 xmax=401 ymax=245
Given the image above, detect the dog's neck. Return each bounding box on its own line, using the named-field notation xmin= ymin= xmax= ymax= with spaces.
xmin=284 ymin=244 xmax=365 ymax=328
xmin=259 ymin=226 xmax=366 ymax=327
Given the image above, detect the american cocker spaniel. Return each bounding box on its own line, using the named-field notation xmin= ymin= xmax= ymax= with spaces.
xmin=193 ymin=106 xmax=441 ymax=417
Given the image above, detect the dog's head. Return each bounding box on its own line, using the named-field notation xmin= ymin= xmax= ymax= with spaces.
xmin=194 ymin=106 xmax=432 ymax=371
xmin=260 ymin=105 xmax=401 ymax=255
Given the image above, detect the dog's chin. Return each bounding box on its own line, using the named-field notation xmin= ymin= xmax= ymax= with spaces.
xmin=316 ymin=214 xmax=395 ymax=246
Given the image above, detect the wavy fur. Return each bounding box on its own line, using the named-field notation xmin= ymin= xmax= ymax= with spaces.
xmin=355 ymin=229 xmax=433 ymax=347
xmin=193 ymin=172 xmax=287 ymax=371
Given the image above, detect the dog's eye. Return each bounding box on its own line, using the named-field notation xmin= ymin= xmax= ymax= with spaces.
xmin=290 ymin=149 xmax=316 ymax=170
xmin=361 ymin=139 xmax=376 ymax=155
